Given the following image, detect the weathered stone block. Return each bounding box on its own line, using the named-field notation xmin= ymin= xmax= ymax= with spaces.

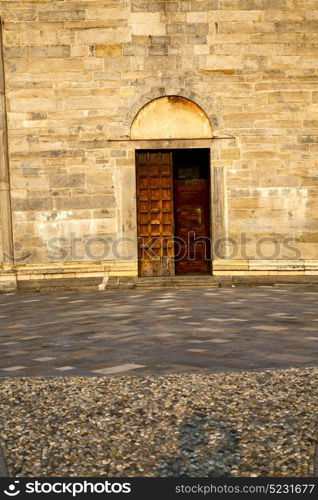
xmin=49 ymin=174 xmax=85 ymax=188
xmin=212 ymin=11 xmax=263 ymax=21
xmin=10 ymin=98 xmax=63 ymax=112
xmin=110 ymin=150 xmax=127 ymax=157
xmin=146 ymin=2 xmax=167 ymax=12
xmin=5 ymin=58 xmax=27 ymax=73
xmin=187 ymin=12 xmax=208 ymax=22
xmin=76 ymin=28 xmax=130 ymax=44
xmin=150 ymin=36 xmax=171 ymax=45
xmin=4 ymin=47 xmax=26 ymax=58
xmin=130 ymin=13 xmax=161 ymax=24
xmin=64 ymin=95 xmax=122 ymax=110
xmin=187 ymin=35 xmax=207 ymax=44
xmin=167 ymin=2 xmax=180 ymax=12
xmin=197 ymin=23 xmax=209 ymax=35
xmin=221 ymin=148 xmax=242 ymax=160
xmin=55 ymin=196 xmax=116 ymax=211
xmin=27 ymin=46 xmax=71 ymax=58
xmin=11 ymin=175 xmax=49 ymax=190
xmin=28 ymin=58 xmax=83 ymax=73
xmin=38 ymin=10 xmax=86 ymax=21
xmin=191 ymin=0 xmax=218 ymax=11
xmin=167 ymin=24 xmax=196 ymax=34
xmin=219 ymin=0 xmax=286 ymax=9
xmin=148 ymin=46 xmax=168 ymax=56
xmin=86 ymin=8 xmax=130 ymax=21
xmin=12 ymin=198 xmax=53 ymax=211
xmin=205 ymin=55 xmax=243 ymax=69
xmin=131 ymin=3 xmax=146 ymax=13
xmin=86 ymin=173 xmax=113 ymax=188
xmin=179 ymin=1 xmax=191 ymax=11
xmin=93 ymin=44 xmax=123 ymax=57
xmin=132 ymin=23 xmax=166 ymax=36
xmin=312 ymin=92 xmax=318 ymax=103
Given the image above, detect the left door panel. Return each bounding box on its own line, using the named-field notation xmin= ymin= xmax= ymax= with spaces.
xmin=136 ymin=151 xmax=175 ymax=277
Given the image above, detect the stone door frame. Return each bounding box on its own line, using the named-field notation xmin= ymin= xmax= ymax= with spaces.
xmin=126 ymin=138 xmax=229 ymax=277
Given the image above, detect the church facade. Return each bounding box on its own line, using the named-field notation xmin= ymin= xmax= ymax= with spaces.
xmin=0 ymin=0 xmax=317 ymax=291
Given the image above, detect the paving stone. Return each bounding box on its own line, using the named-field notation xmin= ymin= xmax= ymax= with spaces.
xmin=1 ymin=366 xmax=25 ymax=372
xmin=186 ymin=349 xmax=207 ymax=353
xmin=20 ymin=336 xmax=42 ymax=341
xmin=54 ymin=366 xmax=75 ymax=371
xmin=33 ymin=357 xmax=57 ymax=362
xmin=207 ymin=339 xmax=231 ymax=343
xmin=93 ymin=364 xmax=146 ymax=375
xmin=266 ymin=354 xmax=317 ymax=363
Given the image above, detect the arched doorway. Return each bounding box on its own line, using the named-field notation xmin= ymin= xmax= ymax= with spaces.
xmin=132 ymin=96 xmax=213 ymax=277
xmin=131 ymin=96 xmax=213 ymax=140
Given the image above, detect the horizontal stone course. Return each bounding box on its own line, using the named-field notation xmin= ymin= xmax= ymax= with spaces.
xmin=55 ymin=196 xmax=116 ymax=211
xmin=38 ymin=11 xmax=86 ymax=21
xmin=48 ymin=174 xmax=85 ymax=188
xmin=11 ymin=198 xmax=53 ymax=212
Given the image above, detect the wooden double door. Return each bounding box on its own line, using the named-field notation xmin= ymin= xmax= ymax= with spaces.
xmin=136 ymin=150 xmax=211 ymax=277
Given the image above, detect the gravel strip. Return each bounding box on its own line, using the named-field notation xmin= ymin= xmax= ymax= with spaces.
xmin=0 ymin=446 xmax=7 ymax=477
xmin=0 ymin=368 xmax=317 ymax=477
xmin=315 ymin=444 xmax=318 ymax=477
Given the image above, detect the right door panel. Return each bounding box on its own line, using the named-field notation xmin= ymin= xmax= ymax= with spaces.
xmin=174 ymin=176 xmax=211 ymax=274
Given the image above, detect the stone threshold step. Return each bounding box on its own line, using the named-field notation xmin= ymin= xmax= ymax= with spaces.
xmin=131 ymin=276 xmax=318 ymax=289
xmin=135 ymin=282 xmax=219 ymax=288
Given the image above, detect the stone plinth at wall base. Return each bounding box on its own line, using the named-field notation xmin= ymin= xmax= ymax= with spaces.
xmin=2 ymin=259 xmax=318 ymax=293
xmin=17 ymin=277 xmax=106 ymax=292
xmin=0 ymin=272 xmax=17 ymax=293
xmin=106 ymin=276 xmax=137 ymax=289
xmin=213 ymin=260 xmax=318 ymax=275
xmin=2 ymin=273 xmax=318 ymax=292
xmin=134 ymin=275 xmax=318 ymax=289
xmin=15 ymin=262 xmax=138 ymax=292
xmin=1 ymin=261 xmax=139 ymax=292
xmin=226 ymin=276 xmax=318 ymax=287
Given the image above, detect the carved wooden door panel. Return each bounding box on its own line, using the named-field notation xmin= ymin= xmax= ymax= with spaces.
xmin=136 ymin=151 xmax=175 ymax=277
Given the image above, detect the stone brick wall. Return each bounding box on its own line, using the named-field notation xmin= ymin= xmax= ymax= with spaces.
xmin=0 ymin=0 xmax=317 ymax=283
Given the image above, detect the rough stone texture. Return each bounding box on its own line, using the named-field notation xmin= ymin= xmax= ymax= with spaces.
xmin=0 ymin=0 xmax=317 ymax=286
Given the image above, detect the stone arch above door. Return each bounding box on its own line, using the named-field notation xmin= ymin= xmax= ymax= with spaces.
xmin=126 ymin=87 xmax=224 ymax=139
xmin=131 ymin=96 xmax=213 ymax=140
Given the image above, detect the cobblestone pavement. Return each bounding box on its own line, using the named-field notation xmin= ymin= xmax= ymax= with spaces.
xmin=0 ymin=286 xmax=318 ymax=377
